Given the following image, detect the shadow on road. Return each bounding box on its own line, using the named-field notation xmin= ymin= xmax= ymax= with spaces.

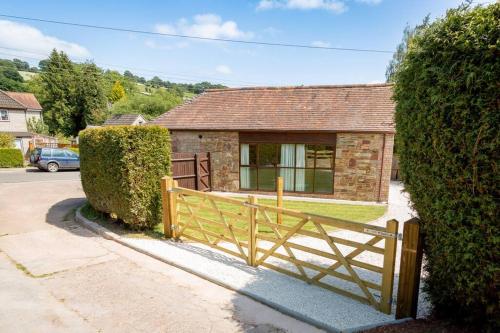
xmin=45 ymin=197 xmax=88 ymax=233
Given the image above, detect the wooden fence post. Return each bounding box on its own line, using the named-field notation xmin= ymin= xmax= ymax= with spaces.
xmin=380 ymin=219 xmax=399 ymax=314
xmin=247 ymin=195 xmax=258 ymax=266
xmin=161 ymin=176 xmax=173 ymax=238
xmin=170 ymin=180 xmax=179 ymax=238
xmin=277 ymin=176 xmax=283 ymax=224
xmin=396 ymin=218 xmax=424 ymax=319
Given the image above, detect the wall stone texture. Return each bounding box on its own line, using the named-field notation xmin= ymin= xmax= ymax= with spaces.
xmin=171 ymin=130 xmax=393 ymax=202
xmin=333 ymin=133 xmax=393 ymax=202
xmin=171 ymin=131 xmax=240 ymax=191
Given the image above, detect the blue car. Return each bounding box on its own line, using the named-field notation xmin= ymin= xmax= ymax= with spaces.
xmin=30 ymin=148 xmax=80 ymax=172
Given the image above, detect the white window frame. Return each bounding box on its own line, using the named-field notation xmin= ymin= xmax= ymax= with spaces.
xmin=0 ymin=109 xmax=9 ymax=121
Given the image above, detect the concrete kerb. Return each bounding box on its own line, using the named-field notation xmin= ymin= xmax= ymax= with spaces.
xmin=75 ymin=206 xmax=412 ymax=333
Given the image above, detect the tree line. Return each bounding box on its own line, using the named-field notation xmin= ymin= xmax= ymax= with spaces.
xmin=0 ymin=50 xmax=226 ymax=137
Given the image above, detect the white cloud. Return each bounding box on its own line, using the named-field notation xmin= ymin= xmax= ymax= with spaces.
xmin=215 ymin=65 xmax=232 ymax=75
xmin=257 ymin=0 xmax=347 ymax=13
xmin=257 ymin=0 xmax=383 ymax=12
xmin=355 ymin=0 xmax=382 ymax=4
xmin=154 ymin=14 xmax=253 ymax=40
xmin=0 ymin=20 xmax=90 ymax=58
xmin=311 ymin=40 xmax=331 ymax=47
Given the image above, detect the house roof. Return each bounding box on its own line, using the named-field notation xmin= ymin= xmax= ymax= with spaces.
xmin=4 ymin=91 xmax=42 ymax=110
xmin=103 ymin=114 xmax=145 ymax=126
xmin=0 ymin=91 xmax=26 ymax=109
xmin=151 ymin=84 xmax=395 ymax=133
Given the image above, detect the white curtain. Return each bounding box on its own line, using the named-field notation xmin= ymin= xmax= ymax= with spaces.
xmin=280 ymin=144 xmax=295 ymax=191
xmin=295 ymin=144 xmax=306 ymax=191
xmin=240 ymin=144 xmax=250 ymax=188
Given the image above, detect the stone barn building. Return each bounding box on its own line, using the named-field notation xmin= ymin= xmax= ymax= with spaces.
xmin=152 ymin=84 xmax=395 ymax=202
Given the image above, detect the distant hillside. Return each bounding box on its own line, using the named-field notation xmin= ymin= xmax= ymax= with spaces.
xmin=1 ymin=57 xmax=227 ymax=96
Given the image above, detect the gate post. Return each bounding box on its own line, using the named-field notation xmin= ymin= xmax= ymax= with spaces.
xmin=380 ymin=219 xmax=399 ymax=314
xmin=170 ymin=180 xmax=179 ymax=238
xmin=396 ymin=218 xmax=424 ymax=319
xmin=161 ymin=176 xmax=173 ymax=238
xmin=247 ymin=195 xmax=258 ymax=266
xmin=277 ymin=177 xmax=283 ymax=225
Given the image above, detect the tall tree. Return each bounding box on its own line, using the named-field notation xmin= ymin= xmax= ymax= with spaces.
xmin=385 ymin=16 xmax=430 ymax=82
xmin=39 ymin=50 xmax=77 ymax=136
xmin=75 ymin=62 xmax=108 ymax=128
xmin=109 ymin=80 xmax=126 ymax=103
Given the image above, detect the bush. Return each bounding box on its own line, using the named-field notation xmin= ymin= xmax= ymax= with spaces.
xmin=0 ymin=133 xmax=14 ymax=148
xmin=79 ymin=126 xmax=171 ymax=229
xmin=0 ymin=148 xmax=24 ymax=167
xmin=393 ymin=3 xmax=499 ymax=329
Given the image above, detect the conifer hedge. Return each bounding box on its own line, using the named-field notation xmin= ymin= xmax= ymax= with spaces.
xmin=393 ymin=4 xmax=499 ymax=328
xmin=80 ymin=126 xmax=171 ymax=229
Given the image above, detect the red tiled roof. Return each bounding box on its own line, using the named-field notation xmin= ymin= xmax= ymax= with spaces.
xmin=4 ymin=91 xmax=42 ymax=110
xmin=151 ymin=84 xmax=395 ymax=133
xmin=0 ymin=91 xmax=25 ymax=109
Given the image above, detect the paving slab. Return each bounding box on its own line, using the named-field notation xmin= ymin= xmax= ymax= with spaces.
xmin=0 ymin=227 xmax=117 ymax=276
xmin=0 ymin=252 xmax=93 ymax=333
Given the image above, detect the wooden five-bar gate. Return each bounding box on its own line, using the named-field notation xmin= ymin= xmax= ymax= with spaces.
xmin=161 ymin=176 xmax=405 ymax=314
xmin=172 ymin=152 xmax=211 ymax=191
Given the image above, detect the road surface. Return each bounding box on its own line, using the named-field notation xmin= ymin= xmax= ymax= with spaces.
xmin=0 ymin=171 xmax=321 ymax=333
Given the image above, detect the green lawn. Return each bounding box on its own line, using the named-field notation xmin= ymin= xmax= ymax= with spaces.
xmin=153 ymin=196 xmax=386 ymax=240
xmin=81 ymin=197 xmax=386 ymax=240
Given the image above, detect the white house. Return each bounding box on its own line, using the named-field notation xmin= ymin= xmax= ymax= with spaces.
xmin=0 ymin=90 xmax=45 ymax=156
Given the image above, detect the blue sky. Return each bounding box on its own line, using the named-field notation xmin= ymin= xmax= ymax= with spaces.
xmin=0 ymin=0 xmax=485 ymax=87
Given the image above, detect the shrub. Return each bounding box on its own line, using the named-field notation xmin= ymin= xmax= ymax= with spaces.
xmin=0 ymin=148 xmax=24 ymax=167
xmin=393 ymin=3 xmax=499 ymax=329
xmin=0 ymin=133 xmax=14 ymax=148
xmin=79 ymin=126 xmax=171 ymax=229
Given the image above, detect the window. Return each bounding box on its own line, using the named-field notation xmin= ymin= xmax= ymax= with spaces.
xmin=51 ymin=149 xmax=66 ymax=158
xmin=0 ymin=110 xmax=9 ymax=121
xmin=240 ymin=142 xmax=335 ymax=193
xmin=65 ymin=150 xmax=78 ymax=158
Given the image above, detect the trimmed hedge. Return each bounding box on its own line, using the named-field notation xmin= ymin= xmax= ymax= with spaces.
xmin=80 ymin=126 xmax=171 ymax=229
xmin=0 ymin=148 xmax=24 ymax=167
xmin=393 ymin=3 xmax=499 ymax=329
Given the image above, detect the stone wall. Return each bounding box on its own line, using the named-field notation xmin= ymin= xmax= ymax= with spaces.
xmin=333 ymin=133 xmax=394 ymax=202
xmin=171 ymin=130 xmax=393 ymax=202
xmin=171 ymin=131 xmax=239 ymax=191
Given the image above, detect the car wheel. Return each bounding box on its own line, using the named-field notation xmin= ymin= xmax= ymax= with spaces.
xmin=47 ymin=162 xmax=59 ymax=172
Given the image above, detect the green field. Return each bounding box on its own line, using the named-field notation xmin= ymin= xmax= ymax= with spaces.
xmin=19 ymin=71 xmax=37 ymax=81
